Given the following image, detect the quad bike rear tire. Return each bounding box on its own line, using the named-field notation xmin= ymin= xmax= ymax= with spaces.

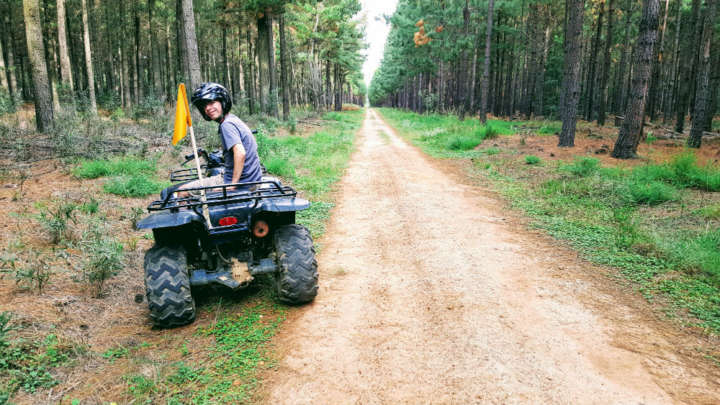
xmin=144 ymin=245 xmax=196 ymax=327
xmin=273 ymin=224 xmax=318 ymax=304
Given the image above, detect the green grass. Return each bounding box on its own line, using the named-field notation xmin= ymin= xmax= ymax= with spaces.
xmin=72 ymin=156 xmax=156 ymax=179
xmin=377 ymin=107 xmax=720 ymax=333
xmin=73 ymin=155 xmax=168 ymax=198
xmin=0 ymin=312 xmax=77 ymax=401
xmin=631 ymin=152 xmax=720 ymax=191
xmin=537 ymin=123 xmax=561 ymax=135
xmin=103 ymin=175 xmax=169 ymax=197
xmin=525 ymin=155 xmax=541 ymax=165
xmin=376 ymin=108 xmax=515 ymax=158
xmin=124 ymin=296 xmax=285 ymax=404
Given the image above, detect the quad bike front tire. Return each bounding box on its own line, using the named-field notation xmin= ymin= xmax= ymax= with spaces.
xmin=273 ymin=224 xmax=318 ymax=304
xmin=144 ymin=245 xmax=196 ymax=327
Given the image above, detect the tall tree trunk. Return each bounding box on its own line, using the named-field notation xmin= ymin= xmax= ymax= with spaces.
xmin=266 ymin=12 xmax=278 ymax=118
xmin=612 ymin=0 xmax=660 ymax=158
xmin=133 ymin=3 xmax=141 ymax=103
xmin=459 ymin=0 xmax=470 ymax=119
xmin=675 ymin=0 xmax=701 ymax=132
xmin=480 ymin=0 xmax=495 ymax=123
xmin=687 ymin=0 xmax=718 ymax=148
xmin=81 ymin=0 xmax=97 ymax=113
xmin=325 ymin=60 xmax=331 ymax=110
xmin=244 ymin=28 xmax=256 ymax=114
xmin=222 ymin=26 xmax=231 ymax=90
xmin=647 ymin=0 xmax=670 ymax=121
xmin=147 ymin=0 xmax=159 ymax=96
xmin=0 ymin=40 xmax=6 ymax=90
xmin=23 ymin=0 xmax=53 ymax=131
xmin=664 ymin=0 xmax=682 ymax=123
xmin=120 ymin=0 xmax=129 ymax=106
xmin=613 ymin=0 xmax=633 ymax=115
xmin=534 ymin=7 xmax=550 ymax=117
xmin=597 ymin=0 xmax=614 ymax=125
xmin=0 ymin=1 xmax=14 ymax=98
xmin=180 ymin=0 xmax=201 ymax=91
xmin=279 ymin=12 xmax=290 ymax=121
xmin=165 ymin=25 xmax=173 ymax=101
xmin=585 ymin=2 xmax=604 ymax=121
xmin=334 ymin=63 xmax=342 ymax=111
xmin=559 ymin=0 xmax=585 ymax=147
xmin=56 ymin=0 xmax=73 ymax=92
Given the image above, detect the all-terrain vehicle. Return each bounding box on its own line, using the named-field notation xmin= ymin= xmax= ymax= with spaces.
xmin=136 ymin=145 xmax=318 ymax=327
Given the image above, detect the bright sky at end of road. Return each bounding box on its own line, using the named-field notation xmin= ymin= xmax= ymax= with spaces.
xmin=361 ymin=0 xmax=398 ymax=88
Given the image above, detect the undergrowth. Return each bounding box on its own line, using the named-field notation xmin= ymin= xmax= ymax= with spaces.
xmin=0 ymin=312 xmax=77 ymax=402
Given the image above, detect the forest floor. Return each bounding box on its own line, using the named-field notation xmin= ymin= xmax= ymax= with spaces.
xmin=259 ymin=109 xmax=720 ymax=404
xmin=1 ymin=107 xmax=719 ymax=403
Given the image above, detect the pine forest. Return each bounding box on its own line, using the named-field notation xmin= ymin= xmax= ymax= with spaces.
xmin=0 ymin=0 xmax=367 ymax=127
xmin=370 ymin=0 xmax=720 ymax=155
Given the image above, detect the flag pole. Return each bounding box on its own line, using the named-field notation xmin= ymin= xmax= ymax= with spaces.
xmin=187 ymin=125 xmax=213 ymax=230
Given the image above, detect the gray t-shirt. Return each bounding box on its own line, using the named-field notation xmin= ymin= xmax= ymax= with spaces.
xmin=219 ymin=114 xmax=262 ymax=185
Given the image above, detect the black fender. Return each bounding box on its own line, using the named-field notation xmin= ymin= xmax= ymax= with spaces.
xmin=256 ymin=197 xmax=310 ymax=213
xmin=136 ymin=210 xmax=204 ymax=230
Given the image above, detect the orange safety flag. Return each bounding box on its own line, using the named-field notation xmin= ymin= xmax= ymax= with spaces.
xmin=172 ymin=84 xmax=193 ymax=146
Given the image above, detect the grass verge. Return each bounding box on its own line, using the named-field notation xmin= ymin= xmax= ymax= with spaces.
xmin=377 ymin=108 xmax=720 ymax=333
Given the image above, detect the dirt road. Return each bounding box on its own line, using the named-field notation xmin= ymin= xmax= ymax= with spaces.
xmin=263 ymin=110 xmax=719 ymax=404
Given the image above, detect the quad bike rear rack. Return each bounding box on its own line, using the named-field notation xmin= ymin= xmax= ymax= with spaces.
xmin=147 ymin=180 xmax=297 ymax=212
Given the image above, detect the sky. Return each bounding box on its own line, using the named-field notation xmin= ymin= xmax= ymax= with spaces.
xmin=360 ymin=0 xmax=399 ymax=88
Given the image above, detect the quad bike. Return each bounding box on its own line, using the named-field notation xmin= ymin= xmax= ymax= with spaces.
xmin=136 ymin=142 xmax=318 ymax=328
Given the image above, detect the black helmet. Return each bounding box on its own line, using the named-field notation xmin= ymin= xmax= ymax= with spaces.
xmin=191 ymin=82 xmax=232 ymax=121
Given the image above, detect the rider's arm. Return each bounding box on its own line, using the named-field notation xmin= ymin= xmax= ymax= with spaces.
xmin=230 ymin=142 xmax=246 ymax=184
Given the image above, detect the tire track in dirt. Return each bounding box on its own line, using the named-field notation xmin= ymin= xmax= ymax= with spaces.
xmin=261 ymin=110 xmax=720 ymax=404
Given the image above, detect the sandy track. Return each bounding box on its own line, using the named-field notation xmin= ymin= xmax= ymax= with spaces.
xmin=263 ymin=110 xmax=720 ymax=404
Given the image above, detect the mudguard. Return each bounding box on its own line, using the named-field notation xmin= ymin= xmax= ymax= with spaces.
xmin=136 ymin=210 xmax=203 ymax=230
xmin=256 ymin=197 xmax=310 ymax=213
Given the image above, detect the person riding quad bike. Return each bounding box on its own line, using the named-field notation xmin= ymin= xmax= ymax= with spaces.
xmin=136 ymin=83 xmax=318 ymax=328
xmin=175 ymin=82 xmax=262 ymax=196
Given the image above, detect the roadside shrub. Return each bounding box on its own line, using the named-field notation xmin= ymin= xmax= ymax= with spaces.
xmin=525 ymin=155 xmax=541 ymax=165
xmin=480 ymin=123 xmax=499 ymax=140
xmin=562 ymin=157 xmax=600 ymax=177
xmin=264 ymin=157 xmax=295 ymax=178
xmin=537 ymin=123 xmax=561 ymax=135
xmin=631 ymin=153 xmax=720 ymax=191
xmin=670 ymin=152 xmax=720 ymax=191
xmin=446 ymin=134 xmax=481 ymax=150
xmin=622 ymin=180 xmax=679 ymax=206
xmin=103 ymin=175 xmax=167 ymax=197
xmin=110 ymin=108 xmax=126 ymax=121
xmin=81 ymin=225 xmax=125 ymax=296
xmin=80 ymin=197 xmax=99 ymax=214
xmin=0 ymin=88 xmax=15 ymax=115
xmin=132 ymin=95 xmax=165 ymax=119
xmin=696 ymin=204 xmax=720 ymax=220
xmin=13 ymin=252 xmax=52 ymax=293
xmin=37 ymin=202 xmax=77 ymax=244
xmin=662 ymin=229 xmax=720 ymax=283
xmin=129 ymin=207 xmax=145 ymax=229
xmin=255 ymin=130 xmax=281 ymax=161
